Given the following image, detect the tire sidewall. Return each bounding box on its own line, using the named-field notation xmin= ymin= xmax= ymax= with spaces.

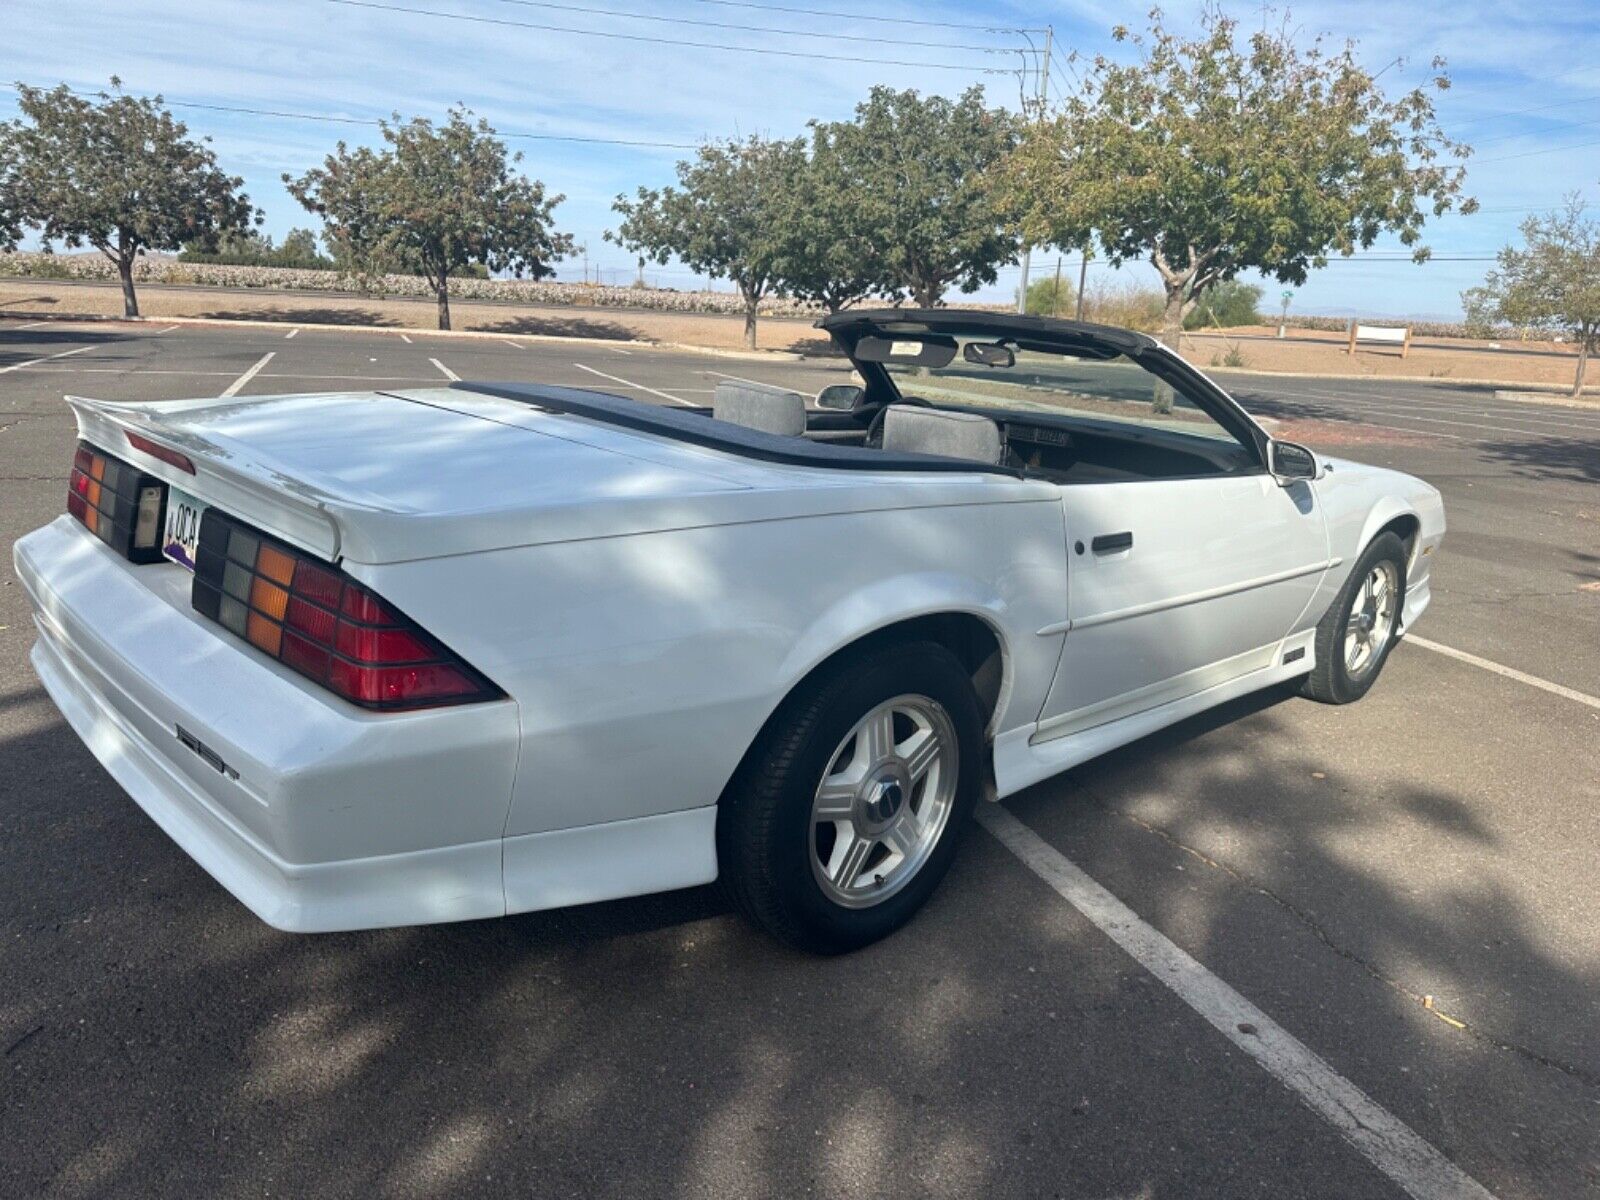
xmin=1328 ymin=533 xmax=1408 ymax=703
xmin=765 ymin=643 xmax=985 ymax=951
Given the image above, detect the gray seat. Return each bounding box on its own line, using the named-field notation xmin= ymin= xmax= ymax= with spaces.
xmin=880 ymin=405 xmax=1003 ymax=464
xmin=712 ymin=380 xmax=807 ymax=437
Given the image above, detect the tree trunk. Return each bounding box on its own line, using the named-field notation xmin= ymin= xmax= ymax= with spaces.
xmin=1574 ymin=336 xmax=1591 ymax=398
xmin=1152 ymin=286 xmax=1188 ymax=414
xmin=436 ymin=281 xmax=451 ymax=332
xmin=118 ymin=255 xmax=139 ymax=318
xmin=912 ymin=280 xmax=942 ymax=308
xmin=742 ymin=291 xmax=758 ymax=350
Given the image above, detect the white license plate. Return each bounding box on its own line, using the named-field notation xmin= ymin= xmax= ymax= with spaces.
xmin=162 ymin=488 xmax=206 ymax=571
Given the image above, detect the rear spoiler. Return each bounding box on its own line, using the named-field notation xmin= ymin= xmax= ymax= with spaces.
xmin=66 ymin=395 xmax=344 ymax=561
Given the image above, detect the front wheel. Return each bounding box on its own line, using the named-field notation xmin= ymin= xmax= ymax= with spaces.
xmin=718 ymin=641 xmax=985 ymax=954
xmin=1302 ymin=531 xmax=1408 ymax=704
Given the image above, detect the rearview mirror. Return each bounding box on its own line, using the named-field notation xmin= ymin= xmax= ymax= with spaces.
xmin=1268 ymin=440 xmax=1320 ymax=484
xmin=963 ymin=341 xmax=1015 ymax=368
xmin=815 ymin=384 xmax=865 ymax=412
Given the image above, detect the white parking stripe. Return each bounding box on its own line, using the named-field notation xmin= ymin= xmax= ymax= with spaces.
xmin=0 ymin=345 xmax=94 ymax=374
xmin=607 ymin=345 xmax=632 ymax=354
xmin=704 ymin=369 xmax=780 ymax=389
xmin=1405 ymin=636 xmax=1600 ymax=711
xmin=400 ymin=333 xmax=413 ymax=343
xmin=429 ymin=357 xmax=460 ymax=381
xmin=502 ymin=339 xmax=522 ymax=348
xmin=8 ymin=319 xmax=50 ymax=331
xmin=572 ymin=361 xmax=695 ymax=406
xmin=976 ymin=805 xmax=1499 ymax=1200
xmin=285 ymin=327 xmax=300 ymax=339
xmin=220 ymin=351 xmax=275 ymax=397
xmin=155 ymin=324 xmax=181 ymax=334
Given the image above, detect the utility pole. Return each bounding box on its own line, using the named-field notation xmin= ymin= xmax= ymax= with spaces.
xmin=1075 ymin=250 xmax=1090 ymax=322
xmin=1051 ymin=255 xmax=1063 ymax=317
xmin=1016 ymin=26 xmax=1052 ymax=314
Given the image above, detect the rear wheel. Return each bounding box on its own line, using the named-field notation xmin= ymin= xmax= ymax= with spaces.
xmin=1302 ymin=531 xmax=1407 ymax=704
xmin=718 ymin=641 xmax=984 ymax=954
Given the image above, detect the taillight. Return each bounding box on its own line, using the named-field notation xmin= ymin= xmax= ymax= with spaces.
xmin=68 ymin=441 xmax=166 ymax=562
xmin=190 ymin=510 xmax=502 ymax=711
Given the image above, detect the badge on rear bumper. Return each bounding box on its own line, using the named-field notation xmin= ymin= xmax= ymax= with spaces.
xmin=162 ymin=487 xmax=206 ymax=571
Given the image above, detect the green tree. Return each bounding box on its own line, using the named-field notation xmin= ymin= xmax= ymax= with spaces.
xmin=993 ymin=10 xmax=1474 ymax=357
xmin=608 ymin=135 xmax=806 ymax=349
xmin=1463 ymin=197 xmax=1600 ymax=396
xmin=1020 ymin=273 xmax=1074 ymax=316
xmin=279 ymin=227 xmax=321 ymax=262
xmin=827 ymin=86 xmax=1018 ymax=307
xmin=1184 ymin=278 xmax=1263 ymax=330
xmin=1 ymin=80 xmax=258 ymax=316
xmin=775 ymin=125 xmax=896 ymax=314
xmin=286 ymin=107 xmax=572 ymax=330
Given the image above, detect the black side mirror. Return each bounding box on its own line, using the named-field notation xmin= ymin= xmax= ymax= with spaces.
xmin=816 ymin=384 xmax=865 ymax=412
xmin=1269 ymin=440 xmax=1320 ymax=484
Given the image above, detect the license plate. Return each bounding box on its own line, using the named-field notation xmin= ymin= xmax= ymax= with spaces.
xmin=162 ymin=487 xmax=206 ymax=571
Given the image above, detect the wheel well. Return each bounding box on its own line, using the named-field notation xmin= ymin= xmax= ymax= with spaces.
xmin=796 ymin=612 xmax=1005 ymax=730
xmin=1374 ymin=513 xmax=1421 ymax=568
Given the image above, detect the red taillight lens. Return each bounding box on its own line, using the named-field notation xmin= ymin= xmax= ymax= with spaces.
xmin=191 ymin=510 xmax=502 ymax=711
xmin=66 ymin=441 xmax=166 ymax=562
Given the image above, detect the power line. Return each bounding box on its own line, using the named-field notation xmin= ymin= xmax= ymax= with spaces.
xmin=1471 ymin=137 xmax=1600 ymax=166
xmin=323 ymin=0 xmax=1019 ymax=73
xmin=3 ymin=82 xmax=703 ymax=150
xmin=685 ymin=0 xmax=1046 ymax=34
xmin=491 ymin=0 xmax=1031 ymax=51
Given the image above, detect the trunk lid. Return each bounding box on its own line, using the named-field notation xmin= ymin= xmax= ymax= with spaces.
xmin=68 ymin=388 xmax=752 ymax=564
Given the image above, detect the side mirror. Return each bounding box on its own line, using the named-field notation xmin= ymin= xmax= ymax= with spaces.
xmin=816 ymin=384 xmax=865 ymax=412
xmin=1268 ymin=439 xmax=1320 ymax=484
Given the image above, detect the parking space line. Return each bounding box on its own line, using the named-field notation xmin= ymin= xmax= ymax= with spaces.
xmin=607 ymin=346 xmax=632 ymax=354
xmin=502 ymin=338 xmax=523 ymax=348
xmin=155 ymin=324 xmax=181 ymax=334
xmin=400 ymin=333 xmax=413 ymax=343
xmin=429 ymin=358 xmax=460 ymax=381
xmin=1405 ymin=636 xmax=1600 ymax=711
xmin=285 ymin=327 xmax=300 ymax=339
xmin=8 ymin=319 xmax=50 ymax=331
xmin=704 ymin=369 xmax=782 ymax=389
xmin=220 ymin=351 xmax=275 ymax=397
xmin=572 ymin=361 xmax=695 ymax=406
xmin=976 ymin=804 xmax=1498 ymax=1200
xmin=0 ymin=345 xmax=95 ymax=374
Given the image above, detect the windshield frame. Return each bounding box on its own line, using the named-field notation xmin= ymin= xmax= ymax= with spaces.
xmin=824 ymin=309 xmax=1272 ymax=471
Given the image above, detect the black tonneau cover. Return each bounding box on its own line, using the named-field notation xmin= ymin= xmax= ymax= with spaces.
xmin=451 ymin=381 xmax=1023 ymax=476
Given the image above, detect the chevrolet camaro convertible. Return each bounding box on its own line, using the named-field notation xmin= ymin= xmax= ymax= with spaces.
xmin=15 ymin=311 xmax=1443 ymax=952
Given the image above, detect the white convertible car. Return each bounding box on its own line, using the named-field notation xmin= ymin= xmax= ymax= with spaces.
xmin=15 ymin=310 xmax=1443 ymax=952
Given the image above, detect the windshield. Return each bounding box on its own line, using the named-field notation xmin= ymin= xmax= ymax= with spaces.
xmin=876 ymin=332 xmax=1245 ymax=445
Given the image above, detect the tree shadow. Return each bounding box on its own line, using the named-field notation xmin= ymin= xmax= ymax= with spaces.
xmin=782 ymin=333 xmax=837 ymax=357
xmin=195 ymin=306 xmax=399 ymax=327
xmin=0 ymin=327 xmax=129 ymax=368
xmin=2 ymin=663 xmax=1595 ymax=1200
xmin=472 ymin=314 xmax=645 ymax=342
xmin=1473 ymin=434 xmax=1600 ymax=483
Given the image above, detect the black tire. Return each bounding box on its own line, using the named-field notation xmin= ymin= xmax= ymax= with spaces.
xmin=1302 ymin=531 xmax=1408 ymax=704
xmin=717 ymin=640 xmax=985 ymax=954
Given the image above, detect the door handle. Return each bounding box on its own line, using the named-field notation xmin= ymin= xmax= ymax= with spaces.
xmin=1091 ymin=531 xmax=1133 ymax=553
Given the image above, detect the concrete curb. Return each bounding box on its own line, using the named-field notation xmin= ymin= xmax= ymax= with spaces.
xmin=1200 ymin=361 xmax=1599 ymax=408
xmin=0 ymin=308 xmax=819 ymax=362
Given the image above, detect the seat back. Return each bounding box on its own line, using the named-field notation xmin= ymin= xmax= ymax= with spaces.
xmin=880 ymin=406 xmax=1003 ymax=464
xmin=712 ymin=380 xmax=807 ymax=437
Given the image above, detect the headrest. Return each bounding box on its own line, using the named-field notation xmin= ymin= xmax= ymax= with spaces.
xmin=712 ymin=380 xmax=807 ymax=437
xmin=880 ymin=406 xmax=1003 ymax=464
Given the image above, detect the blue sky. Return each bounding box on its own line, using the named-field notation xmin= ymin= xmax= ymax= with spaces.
xmin=5 ymin=0 xmax=1598 ymax=318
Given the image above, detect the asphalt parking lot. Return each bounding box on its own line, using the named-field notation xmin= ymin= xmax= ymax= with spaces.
xmin=2 ymin=317 xmax=1597 ymax=1199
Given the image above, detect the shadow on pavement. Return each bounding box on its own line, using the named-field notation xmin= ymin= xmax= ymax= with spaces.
xmin=196 ymin=306 xmax=399 ymax=328
xmin=0 ymin=327 xmax=129 ymax=368
xmin=1475 ymin=434 xmax=1600 ymax=483
xmin=472 ymin=314 xmax=645 ymax=342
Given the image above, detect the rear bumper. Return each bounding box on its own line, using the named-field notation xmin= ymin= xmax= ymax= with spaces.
xmin=15 ymin=517 xmax=519 ymax=932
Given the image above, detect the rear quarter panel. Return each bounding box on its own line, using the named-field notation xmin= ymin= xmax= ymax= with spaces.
xmin=356 ymin=498 xmax=1070 ymax=837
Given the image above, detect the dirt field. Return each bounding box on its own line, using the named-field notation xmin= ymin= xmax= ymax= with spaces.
xmin=2 ymin=280 xmax=1593 ymax=394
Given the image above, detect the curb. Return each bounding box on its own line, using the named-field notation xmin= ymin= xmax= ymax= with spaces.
xmin=0 ymin=308 xmax=821 ymax=361
xmin=1195 ymin=361 xmax=1599 ymax=407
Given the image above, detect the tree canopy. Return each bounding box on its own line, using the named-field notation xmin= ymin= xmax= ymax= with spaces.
xmin=774 ymin=124 xmax=896 ymax=314
xmin=1463 ymin=197 xmax=1600 ymax=396
xmin=1 ymin=80 xmax=258 ymax=316
xmin=608 ymin=135 xmax=806 ymax=348
xmin=824 ymin=86 xmax=1018 ymax=308
xmin=286 ymin=107 xmax=572 ymax=329
xmin=991 ymin=10 xmax=1475 ymax=347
